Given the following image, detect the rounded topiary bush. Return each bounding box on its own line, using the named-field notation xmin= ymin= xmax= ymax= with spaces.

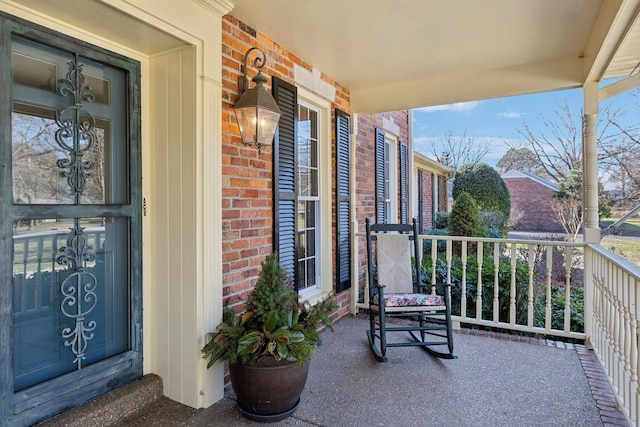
xmin=453 ymin=162 xmax=511 ymax=223
xmin=450 ymin=191 xmax=480 ymax=237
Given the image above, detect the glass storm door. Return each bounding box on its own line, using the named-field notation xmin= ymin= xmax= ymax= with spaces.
xmin=0 ymin=16 xmax=142 ymax=426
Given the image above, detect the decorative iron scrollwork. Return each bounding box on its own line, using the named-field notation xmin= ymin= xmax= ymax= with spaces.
xmin=56 ymin=219 xmax=97 ymax=369
xmin=55 ymin=56 xmax=96 ymax=200
xmin=53 ymin=56 xmax=99 ymax=368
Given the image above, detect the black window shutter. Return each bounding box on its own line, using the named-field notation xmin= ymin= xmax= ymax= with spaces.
xmin=418 ymin=169 xmax=424 ymax=233
xmin=399 ymin=140 xmax=409 ymax=224
xmin=272 ymin=77 xmax=298 ymax=289
xmin=375 ymin=128 xmax=385 ymax=224
xmin=335 ymin=109 xmax=351 ymax=293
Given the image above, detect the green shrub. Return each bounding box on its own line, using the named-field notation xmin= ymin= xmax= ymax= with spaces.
xmin=453 ymin=162 xmax=511 ymax=232
xmin=479 ymin=211 xmax=505 ymax=238
xmin=450 ymin=192 xmax=480 ymax=238
xmin=422 ymin=251 xmax=530 ymax=323
xmin=533 ymin=285 xmax=584 ymax=332
xmin=421 ymin=228 xmax=449 ymax=256
xmin=433 ymin=211 xmax=450 ymax=230
xmin=422 ymin=251 xmax=585 ymax=333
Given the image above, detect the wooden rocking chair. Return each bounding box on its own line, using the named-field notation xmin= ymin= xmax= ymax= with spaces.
xmin=365 ymin=218 xmax=456 ymax=362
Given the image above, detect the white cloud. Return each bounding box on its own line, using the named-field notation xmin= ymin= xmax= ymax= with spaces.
xmin=416 ymin=101 xmax=480 ymax=114
xmin=496 ymin=111 xmax=523 ymax=119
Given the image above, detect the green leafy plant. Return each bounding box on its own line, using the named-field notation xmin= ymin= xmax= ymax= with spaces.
xmin=423 ymin=251 xmax=584 ymax=333
xmin=202 ymin=252 xmax=337 ymax=367
xmin=423 ymin=251 xmax=530 ymax=323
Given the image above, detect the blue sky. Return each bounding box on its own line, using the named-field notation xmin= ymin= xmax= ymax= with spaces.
xmin=412 ymin=85 xmax=638 ymax=168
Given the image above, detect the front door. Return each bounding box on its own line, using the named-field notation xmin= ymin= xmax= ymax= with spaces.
xmin=0 ymin=15 xmax=142 ymax=426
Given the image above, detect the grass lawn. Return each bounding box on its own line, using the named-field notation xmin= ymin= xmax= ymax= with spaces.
xmin=600 ymin=218 xmax=640 ymax=237
xmin=600 ymin=217 xmax=640 ymax=265
xmin=601 ymin=236 xmax=640 ymax=265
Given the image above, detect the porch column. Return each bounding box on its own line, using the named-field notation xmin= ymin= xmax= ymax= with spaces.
xmin=583 ymin=81 xmax=600 ymax=244
xmin=583 ymin=81 xmax=600 ymax=349
xmin=350 ymin=113 xmax=359 ymax=315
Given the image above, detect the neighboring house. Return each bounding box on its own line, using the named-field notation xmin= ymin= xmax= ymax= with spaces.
xmin=1 ymin=2 xmax=638 ymax=426
xmin=413 ymin=152 xmax=454 ymax=233
xmin=502 ymin=170 xmax=563 ymax=233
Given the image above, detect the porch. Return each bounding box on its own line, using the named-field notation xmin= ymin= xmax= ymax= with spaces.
xmin=42 ymin=315 xmax=622 ymax=426
xmin=347 ymin=231 xmax=640 ymax=427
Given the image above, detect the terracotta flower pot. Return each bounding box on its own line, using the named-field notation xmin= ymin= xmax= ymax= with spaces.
xmin=229 ymin=356 xmax=310 ymax=422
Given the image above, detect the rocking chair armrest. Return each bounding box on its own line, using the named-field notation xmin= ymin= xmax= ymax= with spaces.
xmin=369 ymin=283 xmax=385 ymax=300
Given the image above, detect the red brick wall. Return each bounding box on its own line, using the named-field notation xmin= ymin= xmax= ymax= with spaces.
xmin=354 ymin=112 xmax=409 ymax=228
xmin=222 ymin=16 xmax=353 ymax=318
xmin=417 ymin=170 xmax=433 ymax=232
xmin=353 ymin=111 xmax=410 ymax=284
xmin=504 ymin=177 xmax=563 ymax=232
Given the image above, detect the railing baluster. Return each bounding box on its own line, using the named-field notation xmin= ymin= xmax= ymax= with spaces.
xmin=493 ymin=242 xmax=499 ymax=323
xmin=564 ymin=246 xmax=572 ymax=333
xmin=545 ymin=246 xmax=552 ymax=330
xmin=476 ymin=242 xmax=483 ymax=322
xmin=527 ymin=244 xmax=534 ymax=329
xmin=623 ymin=271 xmax=631 ymax=417
xmin=509 ymin=243 xmax=516 ymax=325
xmin=446 ymin=239 xmax=452 ymax=285
xmin=431 ymin=238 xmax=438 ymax=286
xmin=21 ymin=237 xmax=29 ymax=314
xmin=34 ymin=233 xmax=46 ymax=312
xmin=461 ymin=241 xmax=467 ymax=320
xmin=632 ymin=276 xmax=640 ymax=426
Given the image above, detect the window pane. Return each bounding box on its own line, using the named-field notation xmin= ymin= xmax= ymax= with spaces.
xmin=306 ymin=201 xmax=316 ymax=228
xmin=310 ymin=167 xmax=318 ymax=197
xmin=309 ymin=110 xmax=317 ymax=139
xmin=13 ymin=217 xmax=130 ymax=391
xmin=306 ymin=229 xmax=316 ymax=257
xmin=297 ymin=259 xmax=307 ymax=290
xmin=306 ymin=259 xmax=316 ymax=288
xmin=299 ymin=167 xmax=310 ymax=197
xmin=12 ymin=36 xmax=128 ymax=205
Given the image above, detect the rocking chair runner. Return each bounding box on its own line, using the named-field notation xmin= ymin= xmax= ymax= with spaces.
xmin=365 ymin=218 xmax=456 ymax=362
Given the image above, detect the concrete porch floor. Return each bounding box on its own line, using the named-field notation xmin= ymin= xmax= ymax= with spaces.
xmin=42 ymin=315 xmax=629 ymax=426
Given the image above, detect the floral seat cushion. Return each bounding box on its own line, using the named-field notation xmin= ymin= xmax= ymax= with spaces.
xmin=374 ymin=293 xmax=445 ymax=307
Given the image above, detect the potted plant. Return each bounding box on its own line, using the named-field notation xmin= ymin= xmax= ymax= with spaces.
xmin=202 ymin=252 xmax=336 ymax=422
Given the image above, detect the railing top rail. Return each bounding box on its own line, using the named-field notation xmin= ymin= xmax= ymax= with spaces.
xmin=588 ymin=243 xmax=640 ymax=281
xmin=355 ymin=231 xmax=586 ymax=248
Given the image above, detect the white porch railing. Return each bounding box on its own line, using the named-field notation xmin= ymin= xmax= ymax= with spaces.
xmin=352 ymin=231 xmax=586 ymax=340
xmin=13 ymin=229 xmax=105 ymax=316
xmin=350 ymin=227 xmax=640 ymax=427
xmin=589 ymin=244 xmax=640 ymax=427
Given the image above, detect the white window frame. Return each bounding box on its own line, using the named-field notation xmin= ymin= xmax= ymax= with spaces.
xmin=296 ymin=88 xmax=332 ymax=304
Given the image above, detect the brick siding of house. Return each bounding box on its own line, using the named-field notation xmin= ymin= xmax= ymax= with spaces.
xmin=221 ymin=16 xmax=409 ymax=320
xmin=417 ymin=169 xmax=433 ymax=233
xmin=504 ymin=177 xmax=563 ymax=232
xmin=353 ymin=111 xmax=410 ymax=287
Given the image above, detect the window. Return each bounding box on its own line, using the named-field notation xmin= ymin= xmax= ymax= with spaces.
xmin=273 ymin=79 xmax=334 ymax=302
xmin=297 ymin=101 xmax=320 ymax=295
xmin=375 ymin=129 xmax=398 ymax=224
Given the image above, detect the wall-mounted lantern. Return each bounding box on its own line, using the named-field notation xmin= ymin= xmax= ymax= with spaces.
xmin=234 ymin=47 xmax=281 ymax=153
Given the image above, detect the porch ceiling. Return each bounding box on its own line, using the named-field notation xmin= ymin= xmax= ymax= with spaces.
xmin=230 ymin=0 xmax=640 ymax=114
